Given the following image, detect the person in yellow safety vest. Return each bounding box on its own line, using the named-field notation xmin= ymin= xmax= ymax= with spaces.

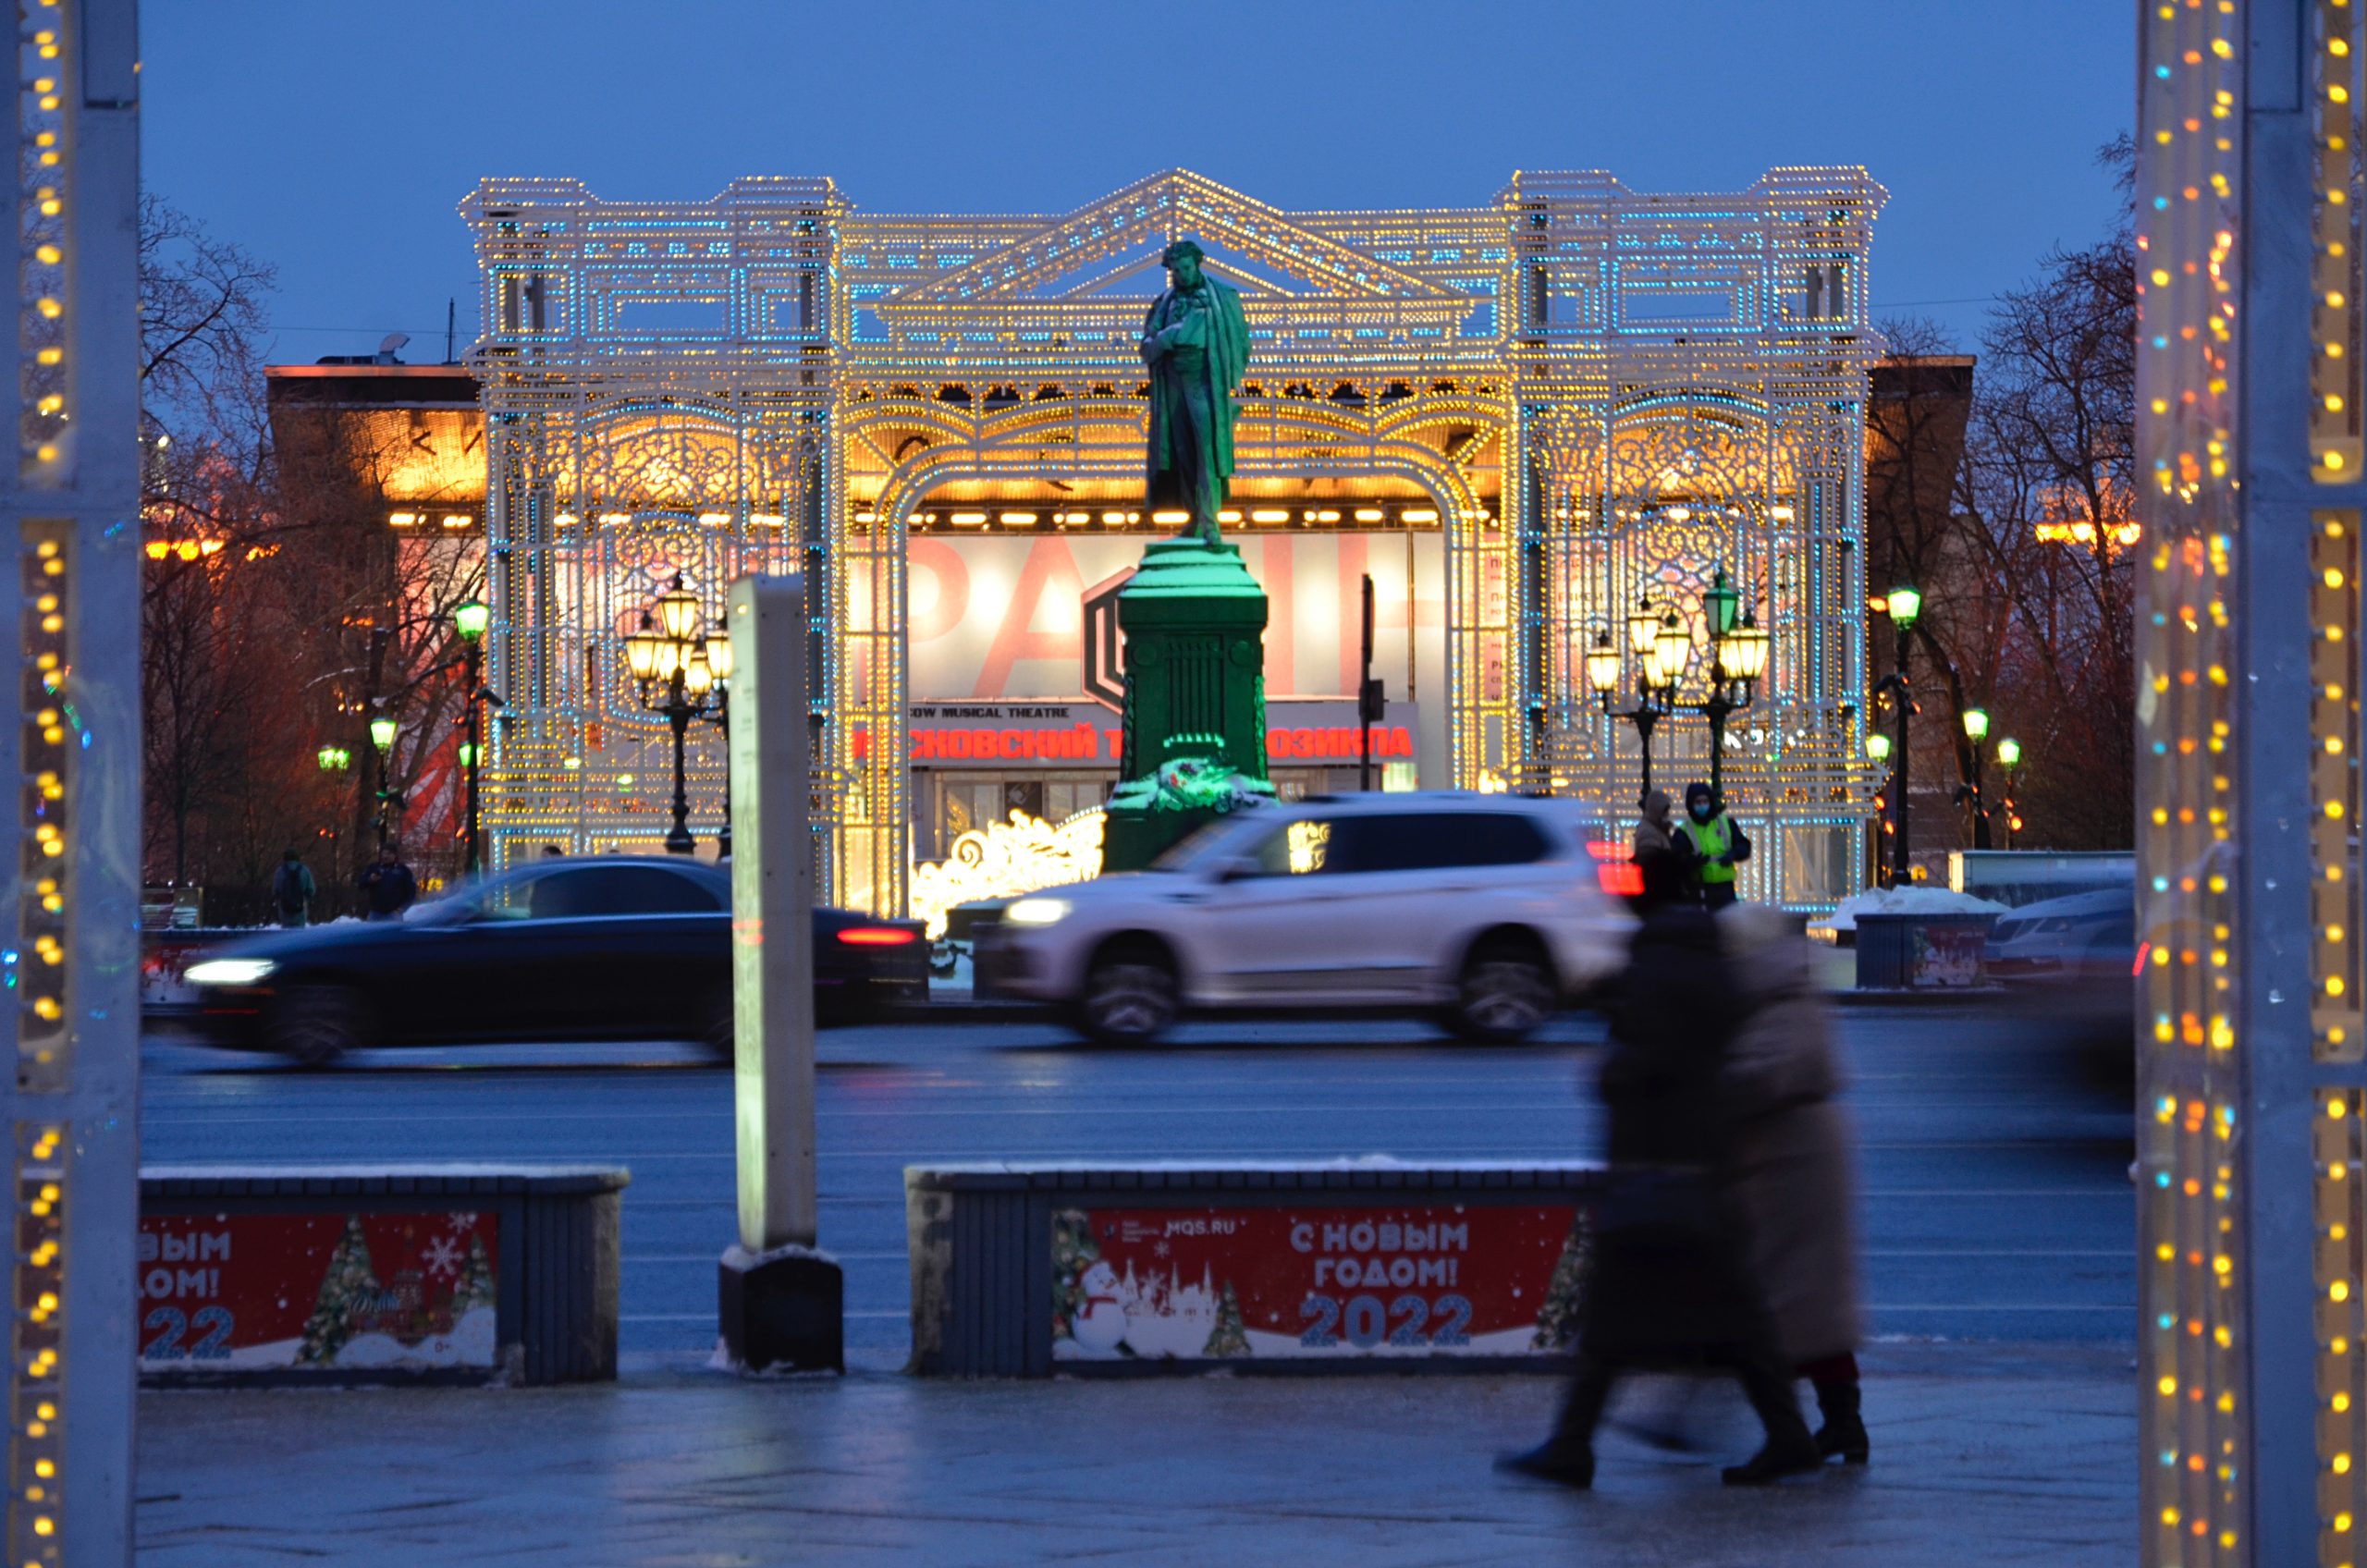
xmin=1676 ymin=781 xmax=1752 ymax=910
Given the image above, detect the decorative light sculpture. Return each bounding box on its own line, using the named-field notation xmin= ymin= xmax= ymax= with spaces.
xmin=463 ymin=164 xmax=1886 ymax=913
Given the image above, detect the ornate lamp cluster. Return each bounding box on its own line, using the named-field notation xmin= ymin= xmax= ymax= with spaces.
xmin=1587 ymin=568 xmax=1771 ymax=805
xmin=623 ymin=573 xmax=735 ymax=856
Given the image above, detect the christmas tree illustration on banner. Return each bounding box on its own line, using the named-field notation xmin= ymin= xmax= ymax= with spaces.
xmin=1050 ymin=1208 xmax=1101 ymax=1345
xmin=298 ymin=1216 xmax=382 ymax=1366
xmin=1531 ymin=1210 xmax=1592 ymax=1352
xmin=454 ymin=1227 xmax=496 ymax=1316
xmin=1203 ymin=1280 xmax=1250 ymax=1358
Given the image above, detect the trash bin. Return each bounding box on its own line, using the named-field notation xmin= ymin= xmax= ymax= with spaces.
xmin=1854 ymin=912 xmax=1999 ymax=989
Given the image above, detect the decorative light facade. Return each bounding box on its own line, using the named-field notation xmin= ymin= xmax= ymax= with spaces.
xmin=2135 ymin=1 xmax=2367 ymax=1562
xmin=4 ymin=0 xmax=142 ymax=1562
xmin=463 ymin=166 xmax=1888 ymax=913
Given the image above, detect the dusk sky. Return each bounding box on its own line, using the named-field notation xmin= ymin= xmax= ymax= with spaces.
xmin=143 ymin=1 xmax=2131 ymax=364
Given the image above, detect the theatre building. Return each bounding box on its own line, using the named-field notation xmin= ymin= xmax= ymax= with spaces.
xmin=435 ymin=166 xmax=1887 ymax=917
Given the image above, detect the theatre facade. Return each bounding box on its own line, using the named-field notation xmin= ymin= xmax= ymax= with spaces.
xmin=459 ymin=166 xmax=1888 ymax=915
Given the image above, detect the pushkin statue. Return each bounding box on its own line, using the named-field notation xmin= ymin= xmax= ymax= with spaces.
xmin=1140 ymin=239 xmax=1250 ymax=545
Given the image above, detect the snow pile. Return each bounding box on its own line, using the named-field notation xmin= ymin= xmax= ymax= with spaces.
xmin=1823 ymin=886 xmax=2009 ymax=933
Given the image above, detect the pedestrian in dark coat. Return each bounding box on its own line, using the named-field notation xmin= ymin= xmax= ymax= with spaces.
xmin=359 ymin=844 xmax=418 ymax=921
xmin=1718 ymin=901 xmax=1869 ymax=1463
xmin=1500 ymin=854 xmax=1819 ymax=1488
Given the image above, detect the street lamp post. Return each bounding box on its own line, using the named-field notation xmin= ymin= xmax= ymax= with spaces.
xmin=1874 ymin=585 xmax=1920 ymax=886
xmin=1994 ymin=736 xmax=2022 ymax=850
xmin=626 ymin=573 xmax=728 ymax=856
xmin=1588 ymin=570 xmax=1771 ymax=808
xmin=453 ymin=599 xmax=490 ymax=875
xmin=704 ymin=620 xmax=736 ymax=859
xmin=1958 ymin=705 xmax=1993 ymax=851
xmin=367 ymin=712 xmax=399 ymax=852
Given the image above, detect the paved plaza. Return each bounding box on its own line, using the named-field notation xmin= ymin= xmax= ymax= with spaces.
xmin=137 ymin=1341 xmax=2130 ymax=1567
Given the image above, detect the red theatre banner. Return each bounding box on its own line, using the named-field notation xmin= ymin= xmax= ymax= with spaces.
xmin=1051 ymin=1204 xmax=1586 ymax=1363
xmin=136 ymin=1211 xmax=499 ymax=1372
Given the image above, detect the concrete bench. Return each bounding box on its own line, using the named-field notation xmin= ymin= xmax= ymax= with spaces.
xmin=907 ymin=1161 xmax=1603 ymax=1378
xmin=139 ymin=1165 xmax=628 ymax=1386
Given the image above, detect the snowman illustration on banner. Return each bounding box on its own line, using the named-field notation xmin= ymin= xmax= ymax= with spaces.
xmin=1070 ymin=1260 xmax=1130 ymax=1355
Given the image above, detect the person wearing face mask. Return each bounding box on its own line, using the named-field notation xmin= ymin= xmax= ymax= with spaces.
xmin=1675 ymin=781 xmax=1750 ymax=910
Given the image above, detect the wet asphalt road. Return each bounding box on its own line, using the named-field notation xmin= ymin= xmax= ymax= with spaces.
xmin=139 ymin=1002 xmax=2135 ymax=1366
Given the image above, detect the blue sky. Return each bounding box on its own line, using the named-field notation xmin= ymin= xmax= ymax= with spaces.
xmin=143 ymin=0 xmax=2131 ymax=363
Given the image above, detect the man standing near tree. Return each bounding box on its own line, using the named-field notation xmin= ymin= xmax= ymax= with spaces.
xmin=272 ymin=845 xmax=316 ymax=928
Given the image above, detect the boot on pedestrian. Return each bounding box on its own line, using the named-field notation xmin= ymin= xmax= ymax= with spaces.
xmin=1812 ymin=1378 xmax=1869 ymax=1464
xmin=1719 ymin=1358 xmax=1822 ymax=1487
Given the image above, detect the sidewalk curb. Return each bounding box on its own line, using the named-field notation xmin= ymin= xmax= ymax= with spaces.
xmin=890 ymin=987 xmax=2014 ymax=1027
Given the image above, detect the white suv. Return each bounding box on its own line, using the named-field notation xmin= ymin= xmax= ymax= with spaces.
xmin=975 ymin=792 xmax=1636 ymax=1045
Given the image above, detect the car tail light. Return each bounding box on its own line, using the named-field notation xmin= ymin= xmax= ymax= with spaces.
xmin=2132 ymin=940 xmax=2151 ymax=978
xmin=1597 ymin=863 xmax=1643 ymax=898
xmin=838 ymin=926 xmax=918 ymax=947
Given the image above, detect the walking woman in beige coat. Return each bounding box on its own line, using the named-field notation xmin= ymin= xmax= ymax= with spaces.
xmin=1715 ymin=902 xmax=1870 ymax=1464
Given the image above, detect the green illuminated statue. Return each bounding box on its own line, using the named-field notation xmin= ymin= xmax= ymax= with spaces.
xmin=1102 ymin=237 xmax=1271 ymax=873
xmin=1140 ymin=239 xmax=1250 ymax=545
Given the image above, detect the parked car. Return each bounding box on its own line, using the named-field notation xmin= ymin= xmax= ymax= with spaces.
xmin=181 ymin=857 xmax=926 ymax=1063
xmin=975 ymin=792 xmax=1637 ymax=1045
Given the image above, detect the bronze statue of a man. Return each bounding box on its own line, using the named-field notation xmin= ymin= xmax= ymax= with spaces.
xmin=1140 ymin=239 xmax=1249 ymax=545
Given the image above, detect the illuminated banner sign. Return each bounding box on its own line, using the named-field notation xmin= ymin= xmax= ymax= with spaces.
xmin=909 ymin=533 xmax=1442 ymax=703
xmin=1051 ymin=1203 xmax=1584 ymax=1364
xmin=889 ymin=700 xmax=1417 ymax=767
xmin=136 ymin=1211 xmax=500 ymax=1373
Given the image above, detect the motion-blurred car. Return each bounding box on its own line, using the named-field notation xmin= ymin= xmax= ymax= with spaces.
xmin=182 ymin=856 xmax=926 ymax=1063
xmin=1983 ymin=888 xmax=2135 ymax=985
xmin=1984 ymin=888 xmax=2136 ymax=1088
xmin=975 ymin=792 xmax=1636 ymax=1045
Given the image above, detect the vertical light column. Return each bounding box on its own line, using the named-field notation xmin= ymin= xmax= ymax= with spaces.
xmin=3 ymin=2 xmax=141 ymax=1565
xmin=2138 ymin=1 xmax=2367 ymax=1563
xmin=2136 ymin=0 xmax=2252 ymax=1559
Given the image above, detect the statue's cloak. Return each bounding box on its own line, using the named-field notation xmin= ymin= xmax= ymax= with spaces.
xmin=1141 ymin=275 xmax=1249 ymax=490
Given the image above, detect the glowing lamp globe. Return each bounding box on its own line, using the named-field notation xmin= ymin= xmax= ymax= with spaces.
xmin=705 ymin=626 xmax=734 ymax=683
xmin=452 ymin=599 xmax=491 ymax=641
xmin=1995 ymin=737 xmax=2023 ymax=768
xmin=1627 ymin=597 xmax=1662 ymax=656
xmin=1961 ymin=706 xmax=1991 ymax=742
xmin=624 ymin=617 xmax=663 ymax=682
xmin=1651 ymin=612 xmax=1691 ymax=688
xmin=1586 ymin=631 xmax=1621 ymax=695
xmin=656 ymin=575 xmax=702 ymax=641
xmin=1716 ymin=616 xmax=1771 ymax=683
xmin=368 ymin=716 xmax=397 ymax=752
xmin=1865 ymin=731 xmax=1892 ymax=763
xmin=1704 ymin=569 xmax=1740 ymax=637
xmin=1885 ymin=585 xmax=1922 ymax=628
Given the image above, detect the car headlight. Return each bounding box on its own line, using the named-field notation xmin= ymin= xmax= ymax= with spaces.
xmin=185 ymin=958 xmax=277 ymax=987
xmin=1003 ymin=897 xmax=1073 ymax=928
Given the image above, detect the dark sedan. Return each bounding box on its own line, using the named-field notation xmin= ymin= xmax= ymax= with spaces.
xmin=181 ymin=857 xmax=926 ymax=1063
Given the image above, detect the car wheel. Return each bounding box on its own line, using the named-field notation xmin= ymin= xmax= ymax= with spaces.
xmin=263 ymin=984 xmax=364 ymax=1066
xmin=1451 ymin=938 xmax=1556 ymax=1044
xmin=1074 ymin=942 xmax=1179 ymax=1046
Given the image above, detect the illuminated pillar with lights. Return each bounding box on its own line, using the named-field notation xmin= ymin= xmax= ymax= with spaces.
xmin=2 ymin=1 xmax=143 ymax=1563
xmin=2136 ymin=1 xmax=2365 ymax=1562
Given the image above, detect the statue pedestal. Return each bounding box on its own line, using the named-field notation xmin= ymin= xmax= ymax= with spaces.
xmin=1100 ymin=538 xmax=1275 ymax=873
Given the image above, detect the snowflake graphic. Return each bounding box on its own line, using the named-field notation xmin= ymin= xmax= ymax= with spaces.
xmin=1153 ymin=1241 xmax=1171 ymax=1258
xmin=422 ymin=1236 xmax=462 ymax=1279
xmin=446 ymin=1212 xmax=477 ymax=1233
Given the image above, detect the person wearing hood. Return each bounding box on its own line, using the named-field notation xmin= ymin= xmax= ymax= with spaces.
xmin=1716 ymin=900 xmax=1870 ymax=1464
xmin=1499 ymin=852 xmax=1821 ymax=1489
xmin=1676 ymin=781 xmax=1750 ymax=909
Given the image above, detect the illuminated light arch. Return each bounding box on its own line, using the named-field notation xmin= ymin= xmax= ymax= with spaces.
xmin=467 ymin=165 xmax=1886 ymax=913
